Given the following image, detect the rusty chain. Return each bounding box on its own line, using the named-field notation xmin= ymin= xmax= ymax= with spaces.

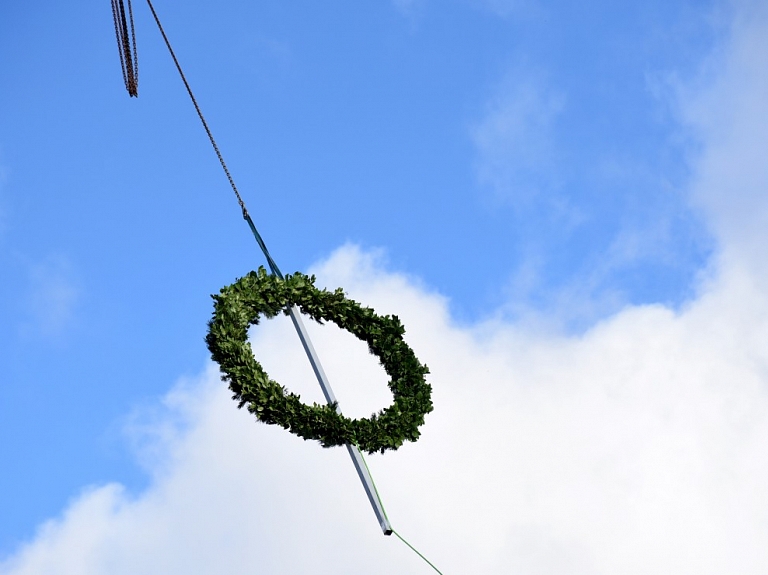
xmin=111 ymin=0 xmax=139 ymax=97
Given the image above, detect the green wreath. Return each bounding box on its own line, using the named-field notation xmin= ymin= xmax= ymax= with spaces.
xmin=205 ymin=267 xmax=432 ymax=454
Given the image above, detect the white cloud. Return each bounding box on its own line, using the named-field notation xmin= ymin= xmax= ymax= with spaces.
xmin=3 ymin=238 xmax=768 ymax=574
xmin=475 ymin=0 xmax=535 ymax=19
xmin=391 ymin=0 xmax=426 ymax=21
xmin=4 ymin=3 xmax=768 ymax=574
xmin=679 ymin=1 xmax=768 ymax=278
xmin=23 ymin=255 xmax=79 ymax=338
xmin=471 ymin=69 xmax=566 ymax=207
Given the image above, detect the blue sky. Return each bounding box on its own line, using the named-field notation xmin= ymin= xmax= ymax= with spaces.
xmin=3 ymin=1 xmax=768 ymax=572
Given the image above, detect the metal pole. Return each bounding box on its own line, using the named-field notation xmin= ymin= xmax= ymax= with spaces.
xmin=142 ymin=0 xmax=391 ymax=537
xmin=286 ymin=306 xmax=393 ymax=535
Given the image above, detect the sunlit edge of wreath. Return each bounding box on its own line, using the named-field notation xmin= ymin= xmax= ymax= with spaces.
xmin=205 ymin=267 xmax=432 ymax=454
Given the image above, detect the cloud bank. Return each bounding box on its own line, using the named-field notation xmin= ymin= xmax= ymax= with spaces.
xmin=4 ymin=2 xmax=768 ymax=574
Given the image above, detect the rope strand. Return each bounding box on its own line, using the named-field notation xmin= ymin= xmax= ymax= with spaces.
xmin=358 ymin=449 xmax=445 ymax=574
xmin=141 ymin=3 xmax=443 ymax=572
xmin=145 ymin=0 xmax=249 ymax=220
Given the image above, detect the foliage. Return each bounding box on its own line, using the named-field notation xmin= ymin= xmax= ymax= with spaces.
xmin=206 ymin=268 xmax=433 ymax=454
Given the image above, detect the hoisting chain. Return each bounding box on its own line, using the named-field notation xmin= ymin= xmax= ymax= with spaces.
xmin=111 ymin=0 xmax=139 ymax=97
xmin=110 ymin=3 xmax=444 ymax=572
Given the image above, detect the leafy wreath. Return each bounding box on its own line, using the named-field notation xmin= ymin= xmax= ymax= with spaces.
xmin=205 ymin=267 xmax=433 ymax=454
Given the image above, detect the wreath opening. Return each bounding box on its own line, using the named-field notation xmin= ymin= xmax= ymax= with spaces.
xmin=205 ymin=267 xmax=432 ymax=454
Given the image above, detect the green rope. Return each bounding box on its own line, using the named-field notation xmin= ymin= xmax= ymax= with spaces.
xmin=144 ymin=3 xmax=444 ymax=571
xmin=357 ymin=449 xmax=445 ymax=575
xmin=146 ymin=0 xmax=283 ymax=279
xmin=392 ymin=530 xmax=445 ymax=575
